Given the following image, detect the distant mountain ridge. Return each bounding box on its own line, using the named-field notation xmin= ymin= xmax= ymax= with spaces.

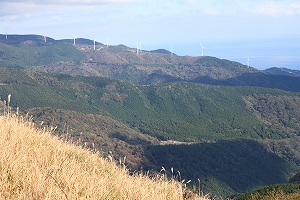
xmin=0 ymin=34 xmax=102 ymax=46
xmin=264 ymin=67 xmax=300 ymax=77
xmin=1 ymin=34 xmax=300 ymax=93
xmin=0 ymin=34 xmax=254 ymax=78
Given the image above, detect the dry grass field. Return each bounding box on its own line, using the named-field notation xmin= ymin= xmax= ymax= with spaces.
xmin=0 ymin=114 xmax=208 ymax=199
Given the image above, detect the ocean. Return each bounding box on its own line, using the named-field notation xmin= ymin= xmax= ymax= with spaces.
xmin=155 ymin=38 xmax=300 ymax=70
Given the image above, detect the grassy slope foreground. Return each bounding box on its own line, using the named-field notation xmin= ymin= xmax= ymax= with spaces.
xmin=0 ymin=114 xmax=207 ymax=200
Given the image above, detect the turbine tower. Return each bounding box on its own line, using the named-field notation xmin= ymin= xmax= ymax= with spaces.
xmin=107 ymin=37 xmax=109 ymax=47
xmin=5 ymin=28 xmax=7 ymax=40
xmin=73 ymin=35 xmax=76 ymax=45
xmin=139 ymin=43 xmax=142 ymax=53
xmin=171 ymin=46 xmax=173 ymax=55
xmin=44 ymin=34 xmax=46 ymax=43
xmin=247 ymin=57 xmax=250 ymax=68
xmin=94 ymin=39 xmax=96 ymax=50
xmin=137 ymin=43 xmax=139 ymax=54
xmin=200 ymin=43 xmax=205 ymax=56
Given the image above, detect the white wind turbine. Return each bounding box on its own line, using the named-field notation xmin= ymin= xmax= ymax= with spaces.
xmin=93 ymin=39 xmax=96 ymax=50
xmin=5 ymin=28 xmax=8 ymax=40
xmin=44 ymin=33 xmax=47 ymax=43
xmin=247 ymin=57 xmax=250 ymax=68
xmin=73 ymin=35 xmax=76 ymax=45
xmin=139 ymin=43 xmax=142 ymax=53
xmin=200 ymin=43 xmax=205 ymax=56
xmin=107 ymin=37 xmax=109 ymax=47
xmin=137 ymin=43 xmax=139 ymax=54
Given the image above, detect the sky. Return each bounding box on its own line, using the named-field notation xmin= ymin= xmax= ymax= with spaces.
xmin=0 ymin=0 xmax=300 ymax=70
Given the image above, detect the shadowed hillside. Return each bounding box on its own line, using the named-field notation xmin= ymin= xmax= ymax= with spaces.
xmin=143 ymin=139 xmax=299 ymax=198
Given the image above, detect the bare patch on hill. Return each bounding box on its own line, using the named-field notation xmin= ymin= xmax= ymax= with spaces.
xmin=101 ymin=92 xmax=128 ymax=103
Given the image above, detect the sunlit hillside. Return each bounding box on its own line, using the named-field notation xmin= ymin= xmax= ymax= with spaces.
xmin=0 ymin=115 xmax=207 ymax=200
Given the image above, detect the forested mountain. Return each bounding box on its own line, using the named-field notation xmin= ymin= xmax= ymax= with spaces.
xmin=1 ymin=35 xmax=300 ymax=198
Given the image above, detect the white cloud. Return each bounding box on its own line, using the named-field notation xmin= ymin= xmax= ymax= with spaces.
xmin=203 ymin=8 xmax=221 ymax=16
xmin=254 ymin=3 xmax=300 ymax=16
xmin=52 ymin=16 xmax=63 ymax=21
xmin=0 ymin=0 xmax=138 ymax=17
xmin=0 ymin=0 xmax=137 ymax=5
xmin=0 ymin=2 xmax=41 ymax=16
xmin=174 ymin=1 xmax=300 ymax=16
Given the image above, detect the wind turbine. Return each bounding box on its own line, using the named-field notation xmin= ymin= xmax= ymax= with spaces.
xmin=93 ymin=39 xmax=96 ymax=50
xmin=73 ymin=35 xmax=76 ymax=45
xmin=171 ymin=46 xmax=173 ymax=55
xmin=5 ymin=28 xmax=7 ymax=40
xmin=107 ymin=37 xmax=109 ymax=47
xmin=139 ymin=43 xmax=142 ymax=53
xmin=200 ymin=43 xmax=205 ymax=56
xmin=44 ymin=33 xmax=46 ymax=43
xmin=137 ymin=43 xmax=139 ymax=54
xmin=247 ymin=57 xmax=250 ymax=68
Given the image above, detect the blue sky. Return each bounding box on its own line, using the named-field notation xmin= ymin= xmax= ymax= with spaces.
xmin=0 ymin=0 xmax=300 ymax=70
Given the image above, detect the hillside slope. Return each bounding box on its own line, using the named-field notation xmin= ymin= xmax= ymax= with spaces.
xmin=1 ymin=67 xmax=300 ymax=143
xmin=26 ymin=107 xmax=159 ymax=169
xmin=0 ymin=114 xmax=206 ymax=200
xmin=0 ymin=47 xmax=300 ymax=197
xmin=0 ymin=67 xmax=96 ymax=113
xmin=1 ymin=68 xmax=300 ymax=196
xmin=24 ymin=70 xmax=300 ymax=141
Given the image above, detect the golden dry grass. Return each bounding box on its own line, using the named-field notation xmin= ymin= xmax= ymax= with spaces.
xmin=0 ymin=115 xmax=208 ymax=200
